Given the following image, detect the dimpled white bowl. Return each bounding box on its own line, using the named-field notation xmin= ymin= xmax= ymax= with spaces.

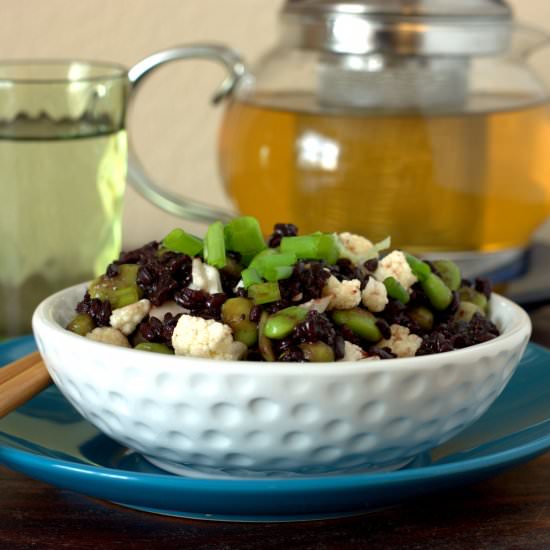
xmin=32 ymin=283 xmax=531 ymax=478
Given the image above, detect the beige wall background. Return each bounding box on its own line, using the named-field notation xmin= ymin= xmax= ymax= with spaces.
xmin=2 ymin=0 xmax=550 ymax=247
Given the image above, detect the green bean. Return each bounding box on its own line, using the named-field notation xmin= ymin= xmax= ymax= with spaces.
xmin=409 ymin=306 xmax=434 ymax=331
xmin=299 ymin=342 xmax=335 ymax=362
xmin=455 ymin=302 xmax=484 ymax=322
xmin=458 ymin=287 xmax=488 ymax=313
xmin=383 ymin=276 xmax=410 ymax=304
xmin=66 ymin=314 xmax=94 ymax=336
xmin=258 ymin=312 xmax=275 ymax=361
xmin=432 ymin=260 xmax=461 ymax=291
xmin=421 ymin=273 xmax=453 ymax=311
xmin=222 ymin=297 xmax=258 ymax=347
xmin=331 ymin=308 xmax=382 ymax=342
xmin=135 ymin=342 xmax=174 ymax=354
xmin=263 ymin=306 xmax=308 ymax=339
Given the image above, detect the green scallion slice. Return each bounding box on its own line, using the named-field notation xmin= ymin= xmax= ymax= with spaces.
xmin=241 ymin=267 xmax=262 ymax=289
xmin=204 ymin=221 xmax=226 ymax=268
xmin=162 ymin=228 xmax=203 ymax=256
xmin=224 ymin=216 xmax=267 ymax=265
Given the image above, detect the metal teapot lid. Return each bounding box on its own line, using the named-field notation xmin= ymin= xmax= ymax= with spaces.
xmin=282 ymin=0 xmax=513 ymax=55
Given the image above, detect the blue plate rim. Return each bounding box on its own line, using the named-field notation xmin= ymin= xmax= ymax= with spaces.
xmin=1 ymin=336 xmax=550 ymax=495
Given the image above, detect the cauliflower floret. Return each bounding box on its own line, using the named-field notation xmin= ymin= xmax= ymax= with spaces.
xmin=149 ymin=300 xmax=187 ymax=321
xmin=338 ymin=232 xmax=373 ymax=259
xmin=109 ymin=299 xmax=151 ymax=335
xmin=374 ymin=250 xmax=417 ymax=291
xmin=189 ymin=258 xmax=223 ymax=294
xmin=86 ymin=327 xmax=130 ymax=348
xmin=361 ymin=277 xmax=388 ymax=313
xmin=340 ymin=341 xmax=366 ymax=361
xmin=172 ymin=314 xmax=247 ymax=360
xmin=322 ymin=276 xmax=362 ymax=310
xmin=378 ymin=324 xmax=422 ymax=358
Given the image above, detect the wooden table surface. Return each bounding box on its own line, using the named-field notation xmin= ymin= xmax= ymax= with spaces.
xmin=2 ymin=305 xmax=550 ymax=550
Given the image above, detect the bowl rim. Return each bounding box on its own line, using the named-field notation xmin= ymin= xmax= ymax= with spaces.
xmin=32 ymin=282 xmax=532 ymax=376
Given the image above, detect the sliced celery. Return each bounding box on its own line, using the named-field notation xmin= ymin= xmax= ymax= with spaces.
xmin=204 ymin=221 xmax=226 ymax=268
xmin=241 ymin=267 xmax=262 ymax=289
xmin=162 ymin=228 xmax=203 ymax=256
xmin=224 ymin=216 xmax=267 ymax=265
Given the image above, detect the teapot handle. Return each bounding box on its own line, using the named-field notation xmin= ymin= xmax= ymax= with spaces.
xmin=127 ymin=44 xmax=246 ymax=223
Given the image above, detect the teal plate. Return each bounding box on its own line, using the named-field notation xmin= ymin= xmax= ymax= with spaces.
xmin=1 ymin=336 xmax=550 ymax=522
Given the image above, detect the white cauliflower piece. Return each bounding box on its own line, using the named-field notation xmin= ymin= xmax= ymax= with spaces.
xmin=86 ymin=327 xmax=130 ymax=348
xmin=189 ymin=258 xmax=223 ymax=294
xmin=109 ymin=299 xmax=151 ymax=335
xmin=338 ymin=232 xmax=373 ymax=259
xmin=172 ymin=314 xmax=247 ymax=360
xmin=361 ymin=277 xmax=388 ymax=313
xmin=149 ymin=300 xmax=187 ymax=321
xmin=378 ymin=324 xmax=422 ymax=358
xmin=340 ymin=341 xmax=366 ymax=361
xmin=322 ymin=276 xmax=362 ymax=310
xmin=374 ymin=250 xmax=417 ymax=291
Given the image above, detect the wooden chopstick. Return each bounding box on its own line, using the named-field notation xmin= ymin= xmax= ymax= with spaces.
xmin=0 ymin=352 xmax=52 ymax=419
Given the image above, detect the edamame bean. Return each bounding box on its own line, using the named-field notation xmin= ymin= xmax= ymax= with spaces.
xmin=455 ymin=302 xmax=484 ymax=322
xmin=263 ymin=306 xmax=308 ymax=339
xmin=332 ymin=308 xmax=382 ymax=342
xmin=409 ymin=306 xmax=434 ymax=331
xmin=299 ymin=342 xmax=335 ymax=362
xmin=432 ymin=260 xmax=461 ymax=291
xmin=66 ymin=313 xmax=94 ymax=336
xmin=458 ymin=287 xmax=488 ymax=313
xmin=135 ymin=342 xmax=174 ymax=354
xmin=383 ymin=276 xmax=410 ymax=304
xmin=421 ymin=273 xmax=453 ymax=311
xmin=258 ymin=312 xmax=275 ymax=361
xmin=135 ymin=342 xmax=174 ymax=355
xmin=405 ymin=253 xmax=431 ymax=282
xmin=222 ymin=297 xmax=258 ymax=346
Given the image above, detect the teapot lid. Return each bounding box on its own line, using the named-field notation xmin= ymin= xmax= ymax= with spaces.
xmin=282 ymin=0 xmax=513 ymax=55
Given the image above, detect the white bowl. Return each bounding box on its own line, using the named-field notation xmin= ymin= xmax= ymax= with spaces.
xmin=32 ymin=283 xmax=531 ymax=478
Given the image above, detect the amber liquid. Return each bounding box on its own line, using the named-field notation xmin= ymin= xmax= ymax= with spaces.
xmin=219 ymin=93 xmax=550 ymax=253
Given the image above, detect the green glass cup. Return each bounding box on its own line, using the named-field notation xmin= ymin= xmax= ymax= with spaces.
xmin=0 ymin=61 xmax=130 ymax=338
xmin=0 ymin=49 xmax=244 ymax=339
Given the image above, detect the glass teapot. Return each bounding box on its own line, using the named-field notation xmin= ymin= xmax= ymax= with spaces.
xmin=128 ymin=0 xmax=550 ymax=271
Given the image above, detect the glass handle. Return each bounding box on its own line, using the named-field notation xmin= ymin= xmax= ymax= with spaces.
xmin=127 ymin=44 xmax=246 ymax=223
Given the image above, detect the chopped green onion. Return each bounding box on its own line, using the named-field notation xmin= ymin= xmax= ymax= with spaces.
xmin=249 ymin=248 xmax=278 ymax=271
xmin=162 ymin=228 xmax=203 ymax=256
xmin=383 ymin=276 xmax=410 ymax=304
xmin=248 ymin=282 xmax=281 ymax=305
xmin=241 ymin=267 xmax=262 ymax=289
xmin=224 ymin=216 xmax=267 ymax=265
xmin=263 ymin=265 xmax=294 ymax=282
xmin=316 ymin=233 xmax=339 ymax=264
xmin=280 ymin=233 xmax=338 ymax=263
xmin=204 ymin=221 xmax=226 ymax=268
xmin=405 ymin=253 xmax=431 ymax=282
